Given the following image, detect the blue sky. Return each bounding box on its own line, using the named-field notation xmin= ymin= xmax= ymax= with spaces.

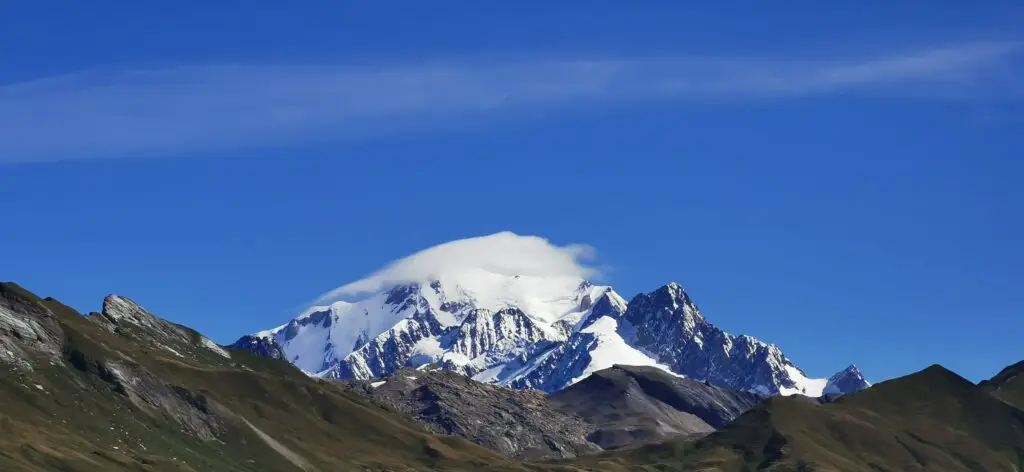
xmin=1 ymin=2 xmax=1022 ymax=383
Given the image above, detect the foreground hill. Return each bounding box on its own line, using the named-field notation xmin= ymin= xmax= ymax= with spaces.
xmin=0 ymin=282 xmax=566 ymax=472
xmin=570 ymin=364 xmax=1024 ymax=471
xmin=549 ymin=365 xmax=762 ymax=450
xmin=4 ymin=280 xmax=1023 ymax=472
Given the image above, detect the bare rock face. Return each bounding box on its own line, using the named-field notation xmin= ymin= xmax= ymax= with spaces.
xmin=89 ymin=294 xmax=233 ymax=363
xmin=228 ymin=334 xmax=287 ymax=360
xmin=0 ymin=283 xmax=66 ymax=370
xmin=339 ymin=367 xmax=601 ymax=460
xmin=101 ymin=360 xmax=224 ymax=440
xmin=94 ymin=295 xmax=193 ymax=344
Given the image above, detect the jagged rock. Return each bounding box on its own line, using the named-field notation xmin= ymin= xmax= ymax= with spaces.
xmin=228 ymin=335 xmax=286 ymax=360
xmin=824 ymin=364 xmax=872 ymax=394
xmin=620 ymin=283 xmax=825 ymax=395
xmin=0 ymin=283 xmax=65 ymax=369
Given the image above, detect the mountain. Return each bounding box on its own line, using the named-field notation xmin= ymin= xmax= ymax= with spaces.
xmin=237 ymin=272 xmax=864 ymax=397
xmin=571 ymin=363 xmax=1024 ymax=472
xmin=0 ymin=281 xmax=561 ymax=472
xmin=824 ymin=364 xmax=871 ymax=394
xmin=6 ymin=278 xmax=1023 ymax=472
xmin=548 ymin=365 xmax=762 ymax=449
xmin=339 ymin=367 xmax=601 ymax=460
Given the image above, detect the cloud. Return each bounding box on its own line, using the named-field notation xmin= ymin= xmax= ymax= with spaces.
xmin=1 ymin=41 xmax=1021 ymax=163
xmin=314 ymin=231 xmax=596 ymax=303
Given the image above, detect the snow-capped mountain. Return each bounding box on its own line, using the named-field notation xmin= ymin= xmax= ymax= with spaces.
xmin=824 ymin=364 xmax=872 ymax=395
xmin=234 ymin=271 xmax=866 ymax=397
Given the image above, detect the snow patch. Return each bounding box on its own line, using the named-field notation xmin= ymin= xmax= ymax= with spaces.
xmin=779 ymin=364 xmax=828 ymax=397
xmin=567 ymin=316 xmax=672 ymax=386
xmin=161 ymin=345 xmax=185 ymax=358
xmin=370 ymin=380 xmax=386 ymax=388
xmin=407 ymin=337 xmax=445 ymax=367
xmin=200 ymin=337 xmax=231 ymax=359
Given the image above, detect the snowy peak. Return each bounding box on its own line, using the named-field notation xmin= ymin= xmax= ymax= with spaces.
xmin=620 ymin=283 xmax=831 ymax=396
xmin=622 ymin=282 xmax=706 ymax=337
xmin=824 ymin=364 xmax=872 ymax=395
xmin=239 ymin=271 xmax=865 ymax=398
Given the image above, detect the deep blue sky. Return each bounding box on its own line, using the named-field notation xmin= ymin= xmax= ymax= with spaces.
xmin=2 ymin=3 xmax=1022 ymax=383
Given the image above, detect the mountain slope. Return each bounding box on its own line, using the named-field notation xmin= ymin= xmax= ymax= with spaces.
xmin=339 ymin=367 xmax=600 ymax=460
xmin=980 ymin=360 xmax=1024 ymax=410
xmin=571 ymin=363 xmax=1024 ymax=472
xmin=0 ymin=282 xmax=572 ymax=472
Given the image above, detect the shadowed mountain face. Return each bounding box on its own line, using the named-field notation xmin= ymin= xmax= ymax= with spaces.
xmin=981 ymin=360 xmax=1024 ymax=410
xmin=0 ymin=282 xmax=562 ymax=472
xmin=569 ymin=363 xmax=1024 ymax=472
xmin=548 ymin=365 xmax=762 ymax=450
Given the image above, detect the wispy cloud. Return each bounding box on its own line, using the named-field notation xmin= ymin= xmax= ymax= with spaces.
xmin=1 ymin=41 xmax=1020 ymax=163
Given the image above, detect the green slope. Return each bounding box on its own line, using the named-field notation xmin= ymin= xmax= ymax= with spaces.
xmin=5 ymin=280 xmax=1023 ymax=472
xmin=567 ymin=364 xmax=1024 ymax=472
xmin=0 ymin=282 xmax=570 ymax=472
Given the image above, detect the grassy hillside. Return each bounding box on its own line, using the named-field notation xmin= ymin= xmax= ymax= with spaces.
xmin=0 ymin=282 xmax=572 ymax=472
xmin=566 ymin=364 xmax=1024 ymax=471
xmin=4 ymin=280 xmax=1023 ymax=472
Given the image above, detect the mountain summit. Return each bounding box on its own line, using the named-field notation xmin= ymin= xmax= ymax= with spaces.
xmin=236 ymin=273 xmax=864 ymax=396
xmin=233 ymin=232 xmax=861 ymax=395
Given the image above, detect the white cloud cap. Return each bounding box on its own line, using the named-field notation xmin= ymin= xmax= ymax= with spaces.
xmin=316 ymin=231 xmax=597 ymax=303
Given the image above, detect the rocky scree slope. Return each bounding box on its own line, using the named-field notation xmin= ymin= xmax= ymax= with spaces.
xmin=339 ymin=367 xmax=601 ymax=460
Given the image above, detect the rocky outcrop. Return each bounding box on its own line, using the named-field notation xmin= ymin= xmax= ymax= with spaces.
xmin=621 ymin=283 xmax=820 ymax=395
xmin=824 ymin=364 xmax=872 ymax=394
xmin=228 ymin=334 xmax=287 ymax=360
xmin=0 ymin=283 xmax=65 ymax=370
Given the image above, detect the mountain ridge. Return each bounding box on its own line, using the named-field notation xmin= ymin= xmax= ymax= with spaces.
xmin=235 ymin=274 xmax=866 ymax=397
xmin=0 ymin=281 xmax=553 ymax=472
